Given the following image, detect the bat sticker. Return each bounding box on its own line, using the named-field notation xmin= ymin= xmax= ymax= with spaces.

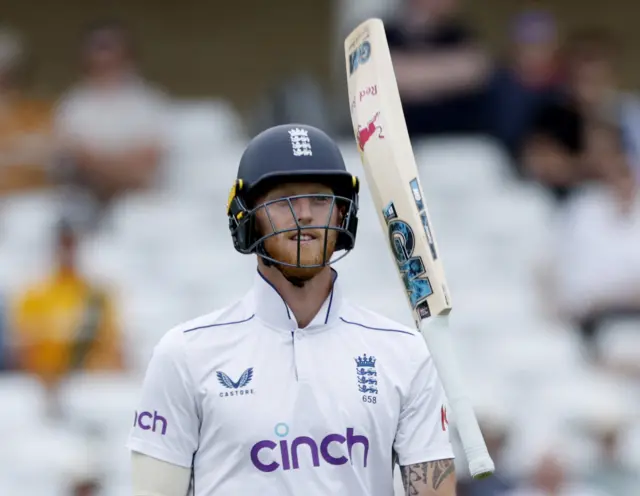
xmin=383 ymin=202 xmax=397 ymax=220
xmin=355 ymin=112 xmax=384 ymax=151
xmin=348 ymin=40 xmax=371 ymax=74
xmin=409 ymin=178 xmax=438 ymax=261
xmin=383 ymin=202 xmax=433 ymax=319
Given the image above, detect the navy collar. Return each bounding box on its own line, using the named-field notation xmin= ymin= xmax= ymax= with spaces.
xmin=253 ymin=268 xmax=342 ymax=332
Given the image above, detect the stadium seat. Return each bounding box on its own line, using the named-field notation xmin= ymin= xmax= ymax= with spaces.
xmin=0 ymin=191 xmax=63 ymax=246
xmin=413 ymin=137 xmax=512 ymax=197
xmin=596 ymin=317 xmax=640 ymax=365
xmin=0 ymin=374 xmax=49 ymax=437
xmin=0 ymin=424 xmax=94 ymax=496
xmin=167 ymin=99 xmax=246 ymax=153
xmin=57 ymin=372 xmax=140 ymax=439
xmin=106 ymin=191 xmax=221 ymax=245
xmin=163 ymin=99 xmax=247 ymax=197
xmin=619 ymin=420 xmax=640 ymax=472
xmin=0 ymin=192 xmax=63 ymax=290
xmin=102 ymin=478 xmax=133 ymax=496
xmin=531 ymin=368 xmax=635 ymax=441
xmin=0 ymin=240 xmax=52 ymax=293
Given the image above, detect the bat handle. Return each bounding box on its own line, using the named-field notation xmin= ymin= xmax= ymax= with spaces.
xmin=420 ymin=315 xmax=495 ymax=479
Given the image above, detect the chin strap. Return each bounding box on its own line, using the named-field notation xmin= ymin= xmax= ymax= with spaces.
xmin=256 ymin=244 xmax=275 ymax=267
xmin=257 ymin=244 xmax=310 ymax=287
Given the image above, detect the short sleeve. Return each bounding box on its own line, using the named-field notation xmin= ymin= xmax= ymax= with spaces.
xmin=126 ymin=329 xmax=200 ymax=468
xmin=393 ymin=338 xmax=454 ymax=466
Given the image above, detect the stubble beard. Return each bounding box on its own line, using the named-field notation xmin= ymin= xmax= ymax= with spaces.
xmin=263 ymin=231 xmax=337 ymax=285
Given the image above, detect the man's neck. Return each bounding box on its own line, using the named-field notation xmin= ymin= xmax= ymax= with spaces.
xmin=258 ymin=263 xmax=334 ymax=328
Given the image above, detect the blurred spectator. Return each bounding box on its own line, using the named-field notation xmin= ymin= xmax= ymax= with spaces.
xmin=541 ymin=121 xmax=640 ymax=355
xmin=582 ymin=420 xmax=640 ymax=495
xmin=505 ymin=449 xmax=608 ymax=496
xmin=523 ymin=28 xmax=640 ymax=203
xmin=0 ymin=25 xmax=54 ymax=195
xmin=54 ymin=20 xmax=169 ymax=220
xmin=566 ymin=29 xmax=640 ymax=169
xmin=457 ymin=414 xmax=516 ymax=495
xmin=10 ymin=217 xmax=124 ymax=389
xmin=385 ymin=0 xmax=491 ymax=136
xmin=70 ymin=478 xmax=101 ymax=496
xmin=487 ymin=10 xmax=564 ymax=172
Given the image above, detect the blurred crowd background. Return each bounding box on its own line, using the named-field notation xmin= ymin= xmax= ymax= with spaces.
xmin=1 ymin=0 xmax=640 ymax=495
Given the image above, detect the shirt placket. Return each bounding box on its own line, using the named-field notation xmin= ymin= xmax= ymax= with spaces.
xmin=292 ymin=330 xmax=311 ymax=383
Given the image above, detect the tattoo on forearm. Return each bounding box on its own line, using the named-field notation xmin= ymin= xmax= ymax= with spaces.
xmin=431 ymin=459 xmax=455 ymax=490
xmin=401 ymin=459 xmax=455 ymax=494
xmin=401 ymin=462 xmax=428 ymax=496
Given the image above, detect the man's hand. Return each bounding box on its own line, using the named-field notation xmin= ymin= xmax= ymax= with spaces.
xmin=400 ymin=458 xmax=456 ymax=496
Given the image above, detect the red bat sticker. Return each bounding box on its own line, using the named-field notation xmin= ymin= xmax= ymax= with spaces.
xmin=356 ymin=111 xmax=384 ymax=151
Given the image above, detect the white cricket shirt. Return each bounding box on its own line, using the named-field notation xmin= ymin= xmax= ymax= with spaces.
xmin=127 ymin=269 xmax=454 ymax=495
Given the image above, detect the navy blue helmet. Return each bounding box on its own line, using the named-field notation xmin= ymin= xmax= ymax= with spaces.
xmin=227 ymin=124 xmax=359 ymax=267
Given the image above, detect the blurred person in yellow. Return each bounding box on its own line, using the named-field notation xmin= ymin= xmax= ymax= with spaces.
xmin=54 ymin=19 xmax=170 ymax=223
xmin=10 ymin=217 xmax=124 ymax=388
xmin=0 ymin=24 xmax=54 ymax=195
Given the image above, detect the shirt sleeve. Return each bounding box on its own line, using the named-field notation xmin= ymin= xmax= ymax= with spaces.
xmin=126 ymin=328 xmax=200 ymax=468
xmin=393 ymin=337 xmax=455 ymax=466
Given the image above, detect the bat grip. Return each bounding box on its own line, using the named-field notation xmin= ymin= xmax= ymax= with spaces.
xmin=420 ymin=315 xmax=495 ymax=479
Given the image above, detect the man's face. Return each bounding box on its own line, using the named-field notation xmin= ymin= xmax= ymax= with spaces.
xmin=254 ymin=182 xmax=342 ymax=282
xmin=84 ymin=28 xmax=128 ymax=76
xmin=513 ymin=36 xmax=557 ymax=73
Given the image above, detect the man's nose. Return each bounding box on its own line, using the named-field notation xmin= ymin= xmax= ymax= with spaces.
xmin=292 ymin=197 xmax=313 ymax=225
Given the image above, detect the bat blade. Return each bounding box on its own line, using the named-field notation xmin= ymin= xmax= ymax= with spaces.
xmin=345 ymin=19 xmax=449 ymax=325
xmin=344 ymin=17 xmax=495 ymax=479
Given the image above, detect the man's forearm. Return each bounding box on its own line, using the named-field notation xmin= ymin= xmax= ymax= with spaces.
xmin=392 ymin=48 xmax=490 ymax=102
xmin=72 ymin=145 xmax=161 ymax=189
xmin=132 ymin=451 xmax=191 ymax=496
xmin=400 ymin=459 xmax=456 ymax=496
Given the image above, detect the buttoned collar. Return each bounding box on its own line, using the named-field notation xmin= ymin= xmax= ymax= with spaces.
xmin=252 ymin=268 xmax=342 ymax=332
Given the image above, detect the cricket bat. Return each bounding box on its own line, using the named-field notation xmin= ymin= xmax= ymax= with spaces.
xmin=344 ymin=18 xmax=495 ymax=479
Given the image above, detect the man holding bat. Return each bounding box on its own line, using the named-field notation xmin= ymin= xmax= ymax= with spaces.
xmin=127 ymin=123 xmax=457 ymax=496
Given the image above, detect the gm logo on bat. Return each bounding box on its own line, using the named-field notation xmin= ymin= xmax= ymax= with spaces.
xmin=382 ymin=202 xmax=433 ymax=319
xmin=349 ymin=40 xmax=371 ymax=74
